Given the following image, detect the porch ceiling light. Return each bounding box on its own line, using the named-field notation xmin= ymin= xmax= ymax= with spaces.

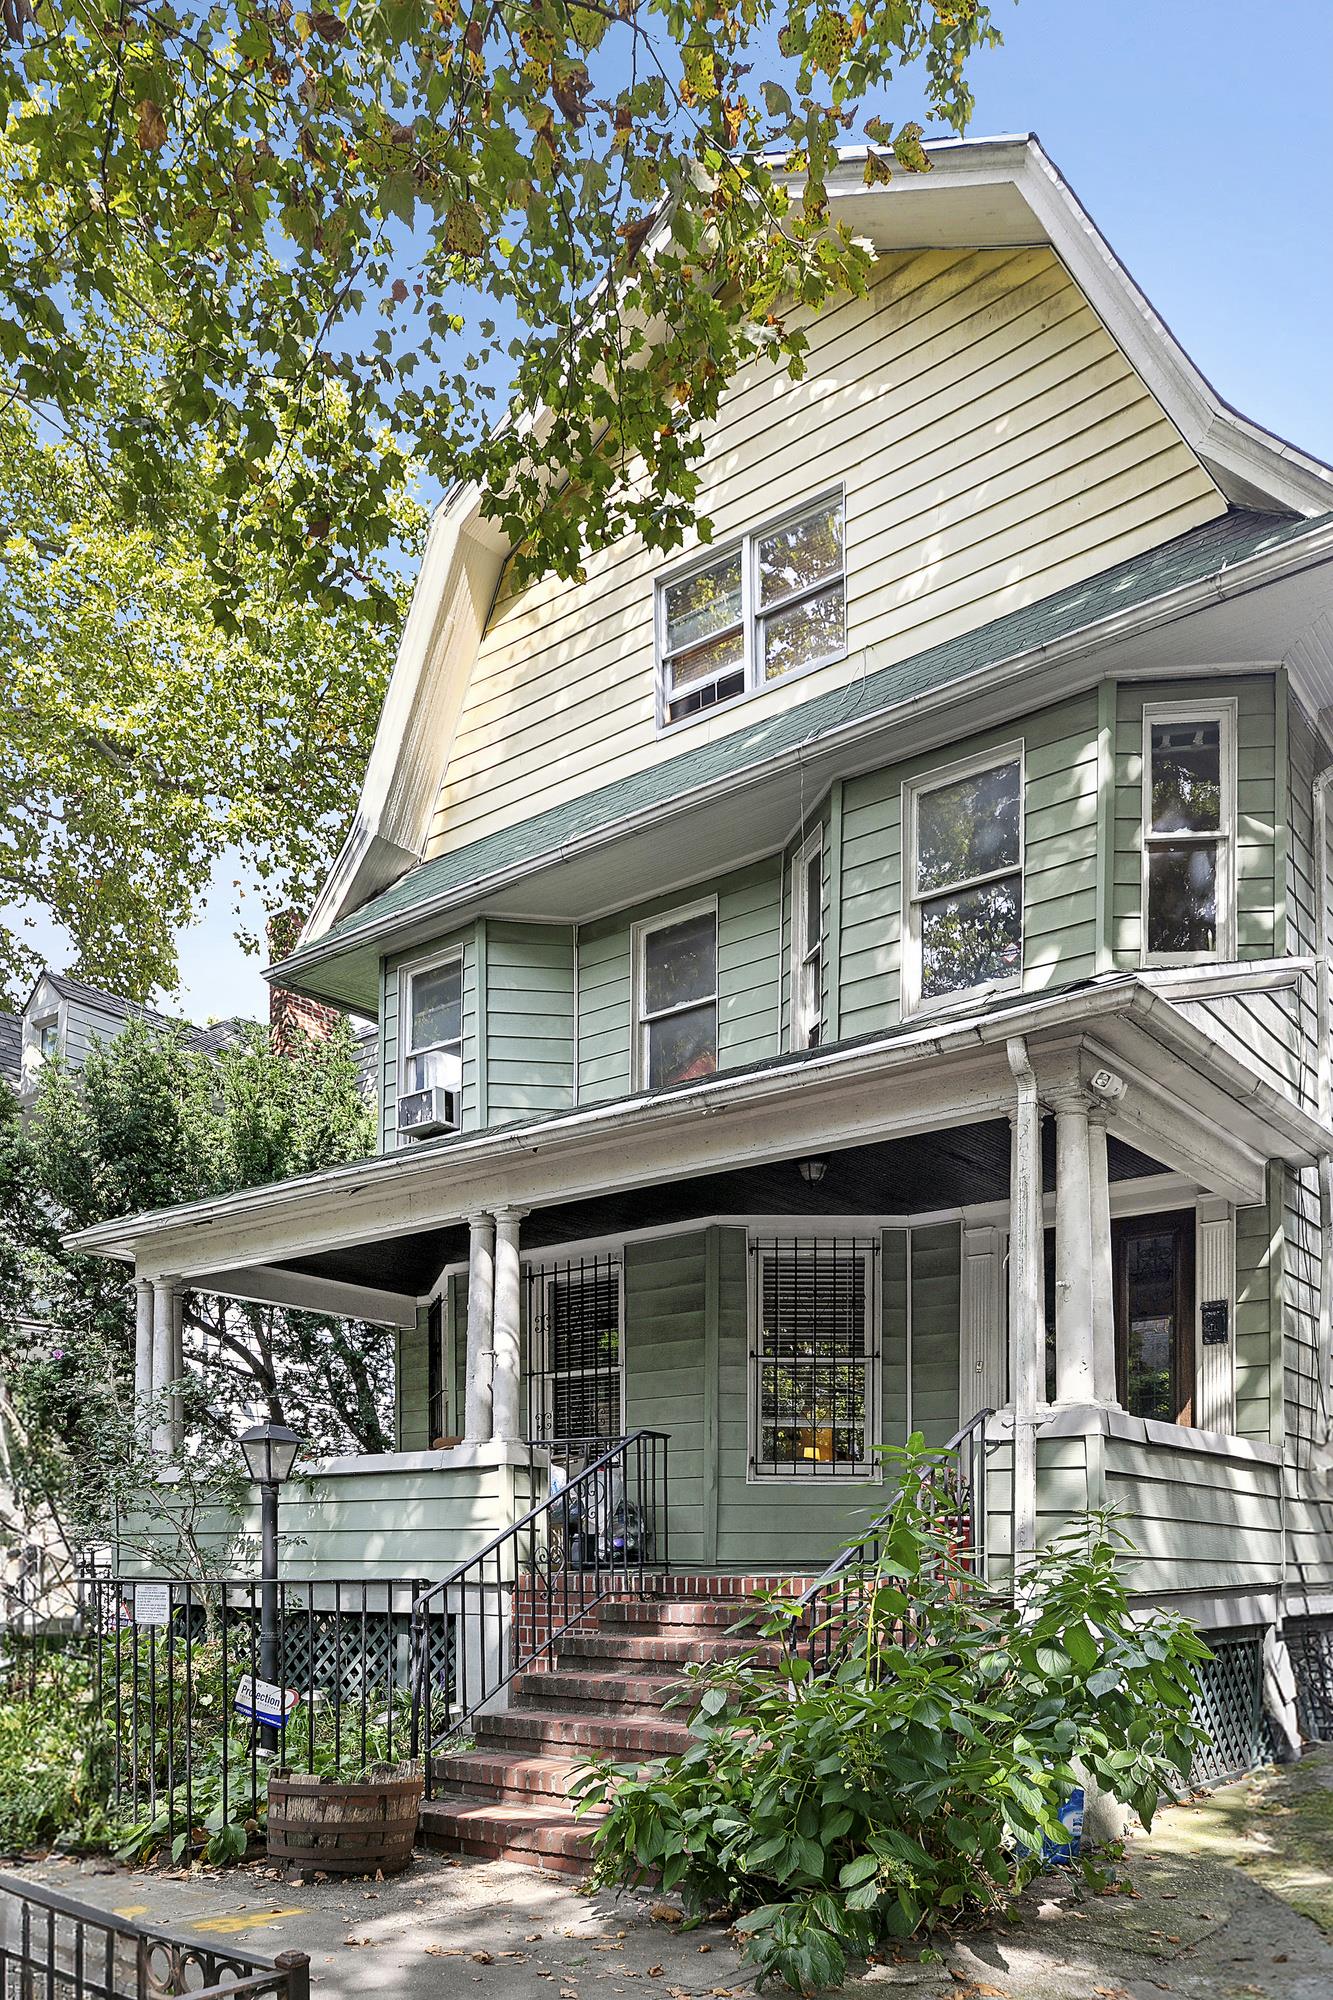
xmin=798 ymin=1158 xmax=828 ymax=1184
xmin=239 ymin=1420 xmax=302 ymax=1487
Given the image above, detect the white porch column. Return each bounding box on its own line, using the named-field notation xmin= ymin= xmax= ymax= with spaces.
xmin=1051 ymin=1090 xmax=1098 ymax=1407
xmin=464 ymin=1212 xmax=496 ymax=1444
xmin=1006 ymin=1038 xmax=1045 ymax=1575
xmin=1086 ymin=1105 xmax=1118 ymax=1406
xmin=170 ymin=1288 xmax=186 ymax=1453
xmin=150 ymin=1277 xmax=176 ymax=1456
xmin=491 ymin=1209 xmax=526 ymax=1444
xmin=133 ymin=1277 xmax=154 ymax=1423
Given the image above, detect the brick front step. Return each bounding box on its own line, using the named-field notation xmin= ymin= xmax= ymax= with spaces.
xmin=554 ymin=1629 xmax=779 ymax=1670
xmin=418 ymin=1796 xmax=598 ymax=1873
xmin=597 ymin=1597 xmax=760 ymax=1632
xmin=509 ymin=1667 xmax=685 ymax=1717
xmin=431 ymin=1748 xmax=587 ymax=1803
xmin=476 ymin=1705 xmax=689 ymax=1759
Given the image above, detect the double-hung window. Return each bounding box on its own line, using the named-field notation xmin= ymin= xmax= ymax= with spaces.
xmin=905 ymin=751 xmax=1023 ymax=1012
xmin=527 ymin=1257 xmax=624 ymax=1446
xmin=1141 ymin=704 xmax=1235 ymax=962
xmin=791 ymin=830 xmax=824 ymax=1050
xmin=750 ymin=1238 xmax=877 ymax=1478
xmin=657 ymin=493 xmax=845 ymax=727
xmin=635 ymin=903 xmax=718 ymax=1090
xmin=400 ymin=953 xmax=463 ymax=1097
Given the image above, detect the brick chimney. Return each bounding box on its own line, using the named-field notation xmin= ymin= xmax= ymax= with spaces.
xmin=267 ymin=910 xmax=343 ymax=1054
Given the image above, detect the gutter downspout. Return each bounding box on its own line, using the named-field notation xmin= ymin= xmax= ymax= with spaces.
xmin=1006 ymin=1036 xmax=1043 ymax=1585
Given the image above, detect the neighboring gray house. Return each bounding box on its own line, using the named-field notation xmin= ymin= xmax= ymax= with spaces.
xmin=6 ymin=968 xmax=249 ymax=1107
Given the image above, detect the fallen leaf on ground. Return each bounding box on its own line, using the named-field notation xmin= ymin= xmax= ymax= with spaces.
xmin=423 ymin=1946 xmax=462 ymax=1957
xmin=471 ymin=1950 xmax=494 ymax=1965
xmin=650 ymin=1904 xmax=683 ymax=1925
xmin=343 ymin=1937 xmax=372 ymax=1947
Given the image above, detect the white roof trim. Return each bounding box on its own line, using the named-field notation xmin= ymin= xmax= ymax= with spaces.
xmin=296 ymin=134 xmax=1333 ymax=952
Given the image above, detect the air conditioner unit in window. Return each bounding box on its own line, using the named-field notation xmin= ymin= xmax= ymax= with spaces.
xmin=397 ymin=1085 xmax=460 ymax=1139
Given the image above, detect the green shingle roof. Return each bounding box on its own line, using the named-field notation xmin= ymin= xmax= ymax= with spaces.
xmin=315 ymin=506 xmax=1331 ymax=955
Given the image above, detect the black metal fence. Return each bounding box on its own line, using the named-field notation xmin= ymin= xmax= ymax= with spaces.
xmin=0 ymin=1871 xmax=309 ymax=2000
xmin=412 ymin=1429 xmax=669 ymax=1790
xmin=84 ymin=1574 xmax=430 ymax=1854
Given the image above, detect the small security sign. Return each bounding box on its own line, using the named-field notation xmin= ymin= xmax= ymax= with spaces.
xmin=1201 ymin=1298 xmax=1231 ymax=1347
xmin=233 ymin=1674 xmax=300 ymax=1729
xmin=132 ymin=1584 xmax=171 ymax=1627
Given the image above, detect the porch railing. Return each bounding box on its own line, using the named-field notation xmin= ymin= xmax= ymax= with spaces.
xmin=411 ymin=1429 xmax=669 ymax=1790
xmin=83 ymin=1572 xmax=428 ymax=1852
xmin=0 ymin=1871 xmax=309 ymax=2000
xmin=794 ymin=1408 xmax=994 ymax=1668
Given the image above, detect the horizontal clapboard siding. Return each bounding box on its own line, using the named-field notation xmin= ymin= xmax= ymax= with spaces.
xmin=426 ymin=248 xmax=1221 ymax=860
xmin=485 ymin=921 xmax=575 ymax=1122
xmin=624 ymin=1231 xmax=710 ymax=1567
xmin=839 ymin=692 xmax=1100 ymax=1038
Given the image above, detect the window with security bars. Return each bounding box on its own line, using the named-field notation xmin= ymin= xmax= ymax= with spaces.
xmin=526 ymin=1256 xmax=624 ymax=1446
xmin=750 ymin=1239 xmax=878 ymax=1478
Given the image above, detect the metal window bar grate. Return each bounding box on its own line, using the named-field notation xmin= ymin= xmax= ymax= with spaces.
xmin=749 ymin=1236 xmax=880 ymax=1478
xmin=525 ymin=1253 xmax=624 ymax=1449
xmin=0 ymin=1871 xmax=309 ymax=2000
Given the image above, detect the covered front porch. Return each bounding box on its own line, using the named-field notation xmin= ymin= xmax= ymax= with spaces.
xmin=77 ymin=975 xmax=1327 ymax=1620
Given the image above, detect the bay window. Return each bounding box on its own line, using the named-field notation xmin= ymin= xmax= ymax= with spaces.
xmin=635 ymin=903 xmax=719 ymax=1090
xmin=1142 ymin=705 xmax=1235 ymax=962
xmin=905 ymin=750 xmax=1023 ymax=1013
xmin=657 ymin=492 xmax=845 ymax=727
xmin=400 ymin=952 xmax=463 ymax=1096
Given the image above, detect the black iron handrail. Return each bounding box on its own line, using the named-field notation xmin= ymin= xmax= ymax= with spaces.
xmin=410 ymin=1428 xmax=670 ymax=1787
xmin=0 ymin=1871 xmax=310 ymax=2000
xmin=793 ymin=1408 xmax=994 ymax=1667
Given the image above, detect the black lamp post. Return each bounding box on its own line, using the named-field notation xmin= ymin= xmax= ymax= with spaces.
xmin=239 ymin=1420 xmax=301 ymax=1749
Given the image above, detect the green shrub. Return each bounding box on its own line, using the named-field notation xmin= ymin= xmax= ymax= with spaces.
xmin=0 ymin=1655 xmax=115 ymax=1855
xmin=575 ymin=1440 xmax=1211 ymax=1996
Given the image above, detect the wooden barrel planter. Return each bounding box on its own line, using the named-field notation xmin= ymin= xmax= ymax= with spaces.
xmin=267 ymin=1767 xmax=424 ymax=1876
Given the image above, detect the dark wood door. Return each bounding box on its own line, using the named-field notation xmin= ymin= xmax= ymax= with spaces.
xmin=1112 ymin=1209 xmax=1195 ymax=1426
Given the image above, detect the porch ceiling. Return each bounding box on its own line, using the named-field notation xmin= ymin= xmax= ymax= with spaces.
xmin=271 ymin=1121 xmax=1167 ymax=1296
xmin=66 ymin=975 xmax=1333 ymax=1326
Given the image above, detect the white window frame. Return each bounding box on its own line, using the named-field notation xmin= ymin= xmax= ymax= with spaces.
xmin=1140 ymin=700 xmax=1237 ymax=967
xmin=901 ymin=743 xmax=1025 ymax=1019
xmin=654 ymin=487 xmax=847 ymax=733
xmin=33 ymin=1014 xmax=58 ymax=1062
xmin=747 ymin=1237 xmax=880 ymax=1483
xmin=791 ymin=826 xmax=824 ymax=1050
xmin=632 ymin=897 xmax=720 ymax=1093
xmin=397 ymin=947 xmax=465 ymax=1102
xmin=526 ymin=1257 xmax=627 ymax=1445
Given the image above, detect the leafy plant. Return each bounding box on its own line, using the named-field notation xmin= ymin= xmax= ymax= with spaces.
xmin=575 ymin=1439 xmax=1212 ymax=1995
xmin=0 ymin=1654 xmax=115 ymax=1857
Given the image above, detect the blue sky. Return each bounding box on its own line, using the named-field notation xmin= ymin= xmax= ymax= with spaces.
xmin=24 ymin=0 xmax=1333 ymax=1025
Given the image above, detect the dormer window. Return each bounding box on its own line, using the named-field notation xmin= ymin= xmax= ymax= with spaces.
xmin=656 ymin=493 xmax=845 ymax=729
xmin=35 ymin=1016 xmax=58 ymax=1061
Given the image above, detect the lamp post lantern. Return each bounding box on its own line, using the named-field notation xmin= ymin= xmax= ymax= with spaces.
xmin=239 ymin=1420 xmax=301 ymax=1751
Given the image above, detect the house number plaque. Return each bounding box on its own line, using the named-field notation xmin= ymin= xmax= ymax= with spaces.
xmin=1201 ymin=1299 xmax=1230 ymax=1346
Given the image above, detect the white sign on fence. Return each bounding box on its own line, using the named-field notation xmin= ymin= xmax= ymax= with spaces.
xmin=233 ymin=1673 xmax=301 ymax=1730
xmin=132 ymin=1583 xmax=171 ymax=1627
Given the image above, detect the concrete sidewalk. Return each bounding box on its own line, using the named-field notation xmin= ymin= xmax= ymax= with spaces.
xmin=10 ymin=1753 xmax=1333 ymax=1998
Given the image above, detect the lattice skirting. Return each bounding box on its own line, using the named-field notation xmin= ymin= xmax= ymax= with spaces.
xmin=1285 ymin=1616 xmax=1333 ymax=1741
xmin=1190 ymin=1632 xmax=1271 ymax=1785
xmin=277 ymin=1610 xmax=451 ymax=1706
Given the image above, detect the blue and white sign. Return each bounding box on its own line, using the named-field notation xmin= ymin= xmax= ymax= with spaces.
xmin=233 ymin=1673 xmax=300 ymax=1729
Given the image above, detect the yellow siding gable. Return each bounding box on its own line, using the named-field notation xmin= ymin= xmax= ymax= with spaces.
xmin=424 ymin=247 xmax=1224 ymax=863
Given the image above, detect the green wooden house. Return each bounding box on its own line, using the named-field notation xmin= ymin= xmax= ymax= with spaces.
xmin=74 ymin=135 xmax=1333 ymax=1775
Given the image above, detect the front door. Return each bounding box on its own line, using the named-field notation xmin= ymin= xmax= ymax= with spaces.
xmin=1112 ymin=1210 xmax=1195 ymax=1426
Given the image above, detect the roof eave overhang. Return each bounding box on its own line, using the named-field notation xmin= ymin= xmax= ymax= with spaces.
xmin=67 ymin=977 xmax=1332 ymax=1290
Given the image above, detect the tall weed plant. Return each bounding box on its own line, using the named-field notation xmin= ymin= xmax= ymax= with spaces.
xmin=576 ymin=1439 xmax=1211 ymax=1995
